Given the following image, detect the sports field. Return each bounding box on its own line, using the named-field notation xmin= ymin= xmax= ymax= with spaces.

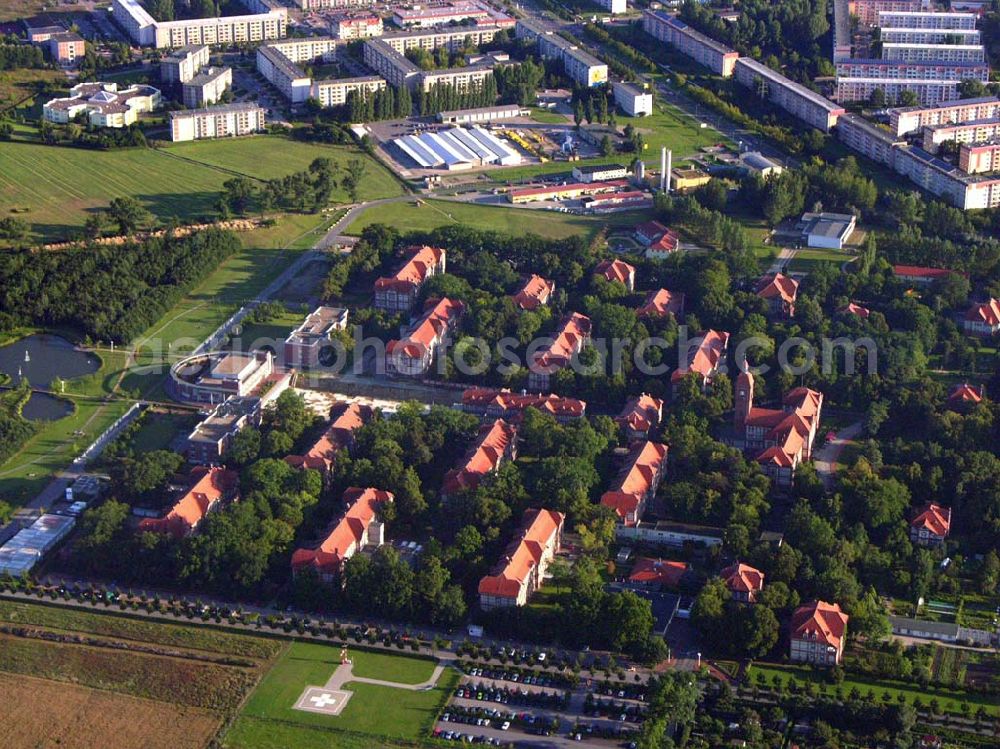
xmin=345 ymin=198 xmax=652 ymax=241
xmin=227 ymin=641 xmax=456 ymax=747
xmin=0 ymin=137 xmax=399 ymax=244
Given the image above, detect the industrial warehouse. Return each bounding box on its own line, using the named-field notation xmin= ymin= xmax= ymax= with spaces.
xmin=391 ymin=126 xmax=522 ymax=169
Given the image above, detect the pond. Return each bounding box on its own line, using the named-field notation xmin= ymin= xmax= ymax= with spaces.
xmin=0 ymin=334 xmax=99 ymax=422
xmin=20 ymin=392 xmax=74 ymax=421
xmin=0 ymin=334 xmax=101 ymax=386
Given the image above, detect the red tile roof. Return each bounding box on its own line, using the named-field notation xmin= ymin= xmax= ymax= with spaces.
xmin=671 ymin=329 xmax=729 ymax=383
xmin=460 ymin=388 xmax=586 ymax=419
xmin=892 ymin=264 xmax=962 ymax=281
xmin=138 ymin=467 xmax=237 ymax=539
xmin=595 ymin=259 xmax=635 ymax=286
xmin=629 ymin=557 xmax=688 ymax=587
xmin=756 ymin=273 xmax=799 ymax=303
xmin=910 ymin=503 xmax=951 ymax=537
xmin=635 ymin=220 xmax=670 ymax=243
xmin=478 ymin=508 xmax=564 ymax=599
xmin=744 ymin=384 xmax=823 ymax=470
xmin=374 ymin=245 xmax=444 ymax=294
xmin=442 ymin=419 xmax=516 ymax=495
xmin=600 ymin=441 xmax=668 ymax=524
xmin=285 ymin=402 xmax=373 ymax=472
xmin=637 ymin=288 xmax=684 ymax=318
xmin=965 ymin=298 xmax=1000 ymax=326
xmin=616 ymin=393 xmax=664 ymax=436
xmin=790 ymin=600 xmax=848 ymax=651
xmin=531 ymin=313 xmax=591 ymax=374
xmin=839 ymin=302 xmax=870 ymax=319
xmin=648 ymin=230 xmax=680 ymax=254
xmin=512 ymin=274 xmax=555 ymax=311
xmin=290 ymin=487 xmax=393 ymax=575
xmin=721 ymin=562 xmax=765 ymax=594
xmin=387 ymin=297 xmax=464 ymax=360
xmin=947 ymin=382 xmax=984 ymax=407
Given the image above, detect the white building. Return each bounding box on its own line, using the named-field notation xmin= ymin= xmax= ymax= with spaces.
xmin=169 ymin=102 xmax=267 ymax=141
xmin=612 ymin=81 xmax=653 ymax=116
xmin=597 ymin=0 xmax=627 ymax=14
xmin=160 ymin=44 xmax=210 ymax=83
xmin=572 ymin=163 xmax=629 ymax=182
xmin=43 ymin=82 xmax=160 ymax=128
xmin=330 ymin=13 xmax=383 ymax=39
xmin=112 ymin=0 xmax=286 ymax=48
xmin=182 ymin=65 xmax=231 ymax=108
xmin=314 ymin=75 xmax=386 ymax=107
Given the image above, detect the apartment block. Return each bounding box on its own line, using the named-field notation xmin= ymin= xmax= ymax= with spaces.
xmin=363 ymin=38 xmax=422 ymax=89
xmin=283 ymin=306 xmax=349 ymax=368
xmin=735 ymin=57 xmax=844 ymax=131
xmin=880 ymin=27 xmax=980 ymax=45
xmin=112 ymin=0 xmax=286 ymax=48
xmin=890 ymin=96 xmax=1000 ymax=135
xmin=515 ymin=19 xmax=608 ymax=87
xmin=835 ymin=113 xmax=905 ymax=166
xmin=478 ymin=509 xmax=564 ymax=609
xmin=922 ymin=117 xmax=1000 ymax=152
xmin=641 ymin=11 xmax=739 ymax=77
xmin=160 ymin=44 xmax=210 ymax=83
xmin=612 ymin=81 xmax=653 ymax=116
xmin=330 ymin=12 xmax=383 ymax=39
xmin=292 ymin=0 xmax=375 ymax=8
xmin=849 ymin=0 xmax=923 ymax=26
xmin=379 ymin=26 xmax=501 ymax=53
xmin=881 ymin=42 xmax=985 ymax=63
xmin=182 ymin=65 xmax=231 ymax=107
xmin=43 ymin=82 xmax=161 ymax=128
xmin=894 ymin=145 xmax=1000 ymax=208
xmin=392 ymin=1 xmax=492 ymax=28
xmin=314 ymin=75 xmax=386 ymax=107
xmin=47 ymin=32 xmax=86 ymax=64
xmin=876 ymin=10 xmax=978 ymax=29
xmin=169 ymin=102 xmax=267 ymax=141
xmin=834 ymin=59 xmax=988 ymax=106
xmin=257 ymin=37 xmax=343 ymax=104
xmin=959 ymin=141 xmax=1000 ymax=173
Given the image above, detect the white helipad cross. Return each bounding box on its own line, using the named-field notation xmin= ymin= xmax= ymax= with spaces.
xmin=309 ymin=693 xmax=338 ymax=708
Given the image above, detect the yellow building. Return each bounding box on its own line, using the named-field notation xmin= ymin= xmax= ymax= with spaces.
xmin=671 ymin=168 xmax=711 ymax=192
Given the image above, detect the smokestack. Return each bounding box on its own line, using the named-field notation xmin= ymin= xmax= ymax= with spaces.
xmin=665 ymin=149 xmax=673 ymax=194
xmin=659 ymin=147 xmax=667 ymax=192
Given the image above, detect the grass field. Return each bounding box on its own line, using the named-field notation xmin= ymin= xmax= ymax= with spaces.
xmin=0 ymin=137 xmax=399 ymax=244
xmin=0 ymin=599 xmax=281 ymax=659
xmin=0 ymin=67 xmax=67 ymax=113
xmin=749 ymin=662 xmax=1000 ymax=716
xmin=230 ymin=642 xmax=455 ymax=747
xmin=345 ymin=198 xmax=651 ymax=240
xmin=0 ymin=672 xmax=222 ymax=749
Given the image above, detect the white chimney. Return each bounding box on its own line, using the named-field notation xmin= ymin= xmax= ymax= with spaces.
xmin=665 ymin=149 xmax=673 ymax=194
xmin=659 ymin=147 xmax=667 ymax=192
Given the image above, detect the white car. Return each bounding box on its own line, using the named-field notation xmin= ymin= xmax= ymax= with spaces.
xmin=500 ymin=721 xmax=510 ymax=731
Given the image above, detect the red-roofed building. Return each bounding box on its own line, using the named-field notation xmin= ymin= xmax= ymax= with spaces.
xmin=790 ymin=600 xmax=848 ymax=665
xmin=892 ymin=265 xmax=964 ymax=286
xmin=629 ymin=557 xmax=688 ymax=589
xmin=600 ymin=441 xmax=668 ymax=526
xmin=838 ymin=301 xmax=870 ymax=319
xmin=671 ymin=329 xmax=729 ymax=392
xmin=963 ymin=298 xmax=1000 ymax=336
xmin=634 ymin=220 xmax=681 ymax=259
xmin=290 ymin=487 xmax=393 ymax=582
xmin=479 ymin=508 xmax=565 ymax=609
xmin=910 ymin=503 xmax=951 ymax=547
xmin=946 ymin=382 xmax=985 ymax=410
xmin=285 ymin=402 xmax=373 ymax=474
xmin=442 ymin=419 xmax=517 ymax=497
xmin=595 ymin=259 xmax=636 ymax=291
xmin=616 ymin=393 xmax=664 ymax=442
xmin=459 ymin=388 xmax=586 ymax=423
xmin=756 ymin=273 xmax=799 ymax=318
xmin=137 ymin=466 xmax=237 ymax=539
xmin=374 ymin=246 xmax=446 ymax=313
xmin=635 ymin=220 xmax=671 ymax=246
xmin=528 ymin=312 xmax=592 ymax=391
xmin=512 ymin=274 xmax=555 ymax=311
xmin=721 ymin=562 xmax=765 ymax=603
xmin=734 ymin=369 xmax=823 ymax=487
xmin=386 ymin=297 xmax=464 ymax=377
xmin=637 ymin=288 xmax=685 ymax=319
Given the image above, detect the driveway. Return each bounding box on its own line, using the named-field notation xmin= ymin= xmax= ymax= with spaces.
xmin=814 ymin=420 xmax=864 ymax=489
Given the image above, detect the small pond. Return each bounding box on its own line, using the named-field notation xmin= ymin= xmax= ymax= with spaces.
xmin=0 ymin=334 xmax=99 ymax=422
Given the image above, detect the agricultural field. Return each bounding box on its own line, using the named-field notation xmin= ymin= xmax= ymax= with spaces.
xmin=0 ymin=137 xmax=398 ymax=244
xmin=0 ymin=672 xmax=222 ymax=749
xmin=346 ymin=198 xmax=651 ymax=241
xmin=227 ymin=641 xmax=457 ymax=748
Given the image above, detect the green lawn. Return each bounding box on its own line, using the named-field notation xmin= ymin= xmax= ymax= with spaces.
xmin=345 ymin=198 xmax=652 ymax=241
xmin=0 ymin=137 xmax=400 ymax=244
xmin=163 ymin=138 xmax=403 ymax=203
xmin=787 ymin=248 xmax=851 ymax=273
xmin=129 ymin=411 xmax=198 ymax=454
xmin=748 ymin=662 xmax=999 ymax=717
xmin=231 ymin=641 xmax=453 ymax=747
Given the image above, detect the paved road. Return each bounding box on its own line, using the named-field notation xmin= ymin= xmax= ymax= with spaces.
xmin=813 ymin=420 xmax=864 ymax=489
xmin=767 ymin=247 xmax=797 ymax=275
xmin=315 ymin=196 xmax=411 ymax=250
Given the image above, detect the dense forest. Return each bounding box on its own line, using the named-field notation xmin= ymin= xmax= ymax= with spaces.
xmin=0 ymin=228 xmax=240 ymax=342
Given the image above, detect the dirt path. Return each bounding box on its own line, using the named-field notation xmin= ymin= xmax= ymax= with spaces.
xmin=324 ymin=660 xmax=446 ymax=691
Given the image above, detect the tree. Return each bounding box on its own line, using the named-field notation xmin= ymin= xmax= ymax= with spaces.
xmin=868 ymin=87 xmax=886 ymax=108
xmin=342 ymin=158 xmax=366 ymax=203
xmin=603 ymin=590 xmax=655 ymax=657
xmin=739 ymin=605 xmax=779 ymax=658
xmin=0 ymin=217 xmax=29 ymax=242
xmin=897 ymin=90 xmax=919 ymax=107
xmin=691 ymin=577 xmax=729 ymax=646
xmin=222 ymin=177 xmax=256 ymax=215
xmin=107 ymin=197 xmax=151 ymax=235
xmin=600 ymin=134 xmax=615 ymax=156
xmin=227 ymin=427 xmax=261 ymax=466
xmin=76 ymin=500 xmax=130 ymax=573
